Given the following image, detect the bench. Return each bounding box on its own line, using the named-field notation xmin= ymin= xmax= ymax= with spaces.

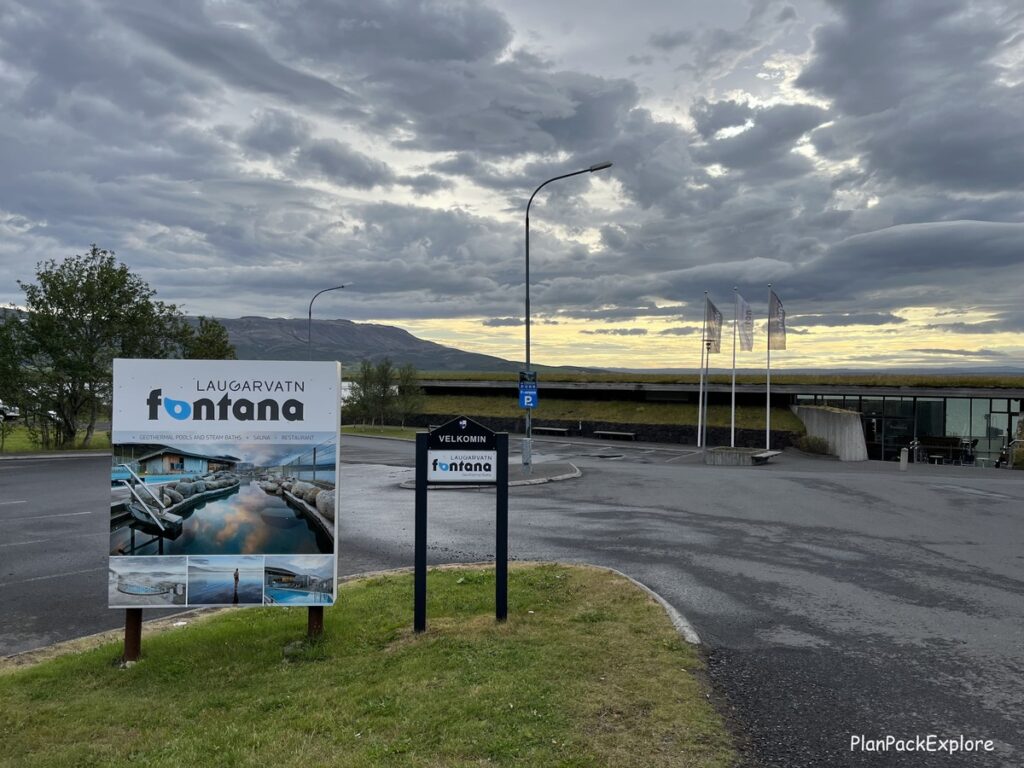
xmin=533 ymin=426 xmax=570 ymax=436
xmin=593 ymin=430 xmax=636 ymax=441
xmin=752 ymin=450 xmax=782 ymax=465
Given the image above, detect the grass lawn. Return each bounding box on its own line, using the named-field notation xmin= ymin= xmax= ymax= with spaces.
xmin=421 ymin=395 xmax=805 ymax=432
xmin=0 ymin=565 xmax=736 ymax=768
xmin=342 ymin=424 xmax=419 ymax=441
xmin=0 ymin=424 xmax=110 ymax=453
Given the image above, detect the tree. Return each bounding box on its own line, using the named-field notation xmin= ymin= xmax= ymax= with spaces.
xmin=371 ymin=358 xmax=396 ymax=428
xmin=344 ymin=359 xmax=411 ymax=429
xmin=345 ymin=360 xmax=376 ymax=425
xmin=16 ymin=245 xmax=194 ymax=447
xmin=182 ymin=316 xmax=236 ymax=360
xmin=0 ymin=311 xmax=23 ymax=410
xmin=394 ymin=363 xmax=424 ymax=428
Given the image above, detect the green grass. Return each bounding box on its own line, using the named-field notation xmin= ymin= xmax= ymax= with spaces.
xmin=0 ymin=424 xmax=110 ymax=453
xmin=342 ymin=425 xmax=419 ymax=440
xmin=421 ymin=395 xmax=805 ymax=432
xmin=420 ymin=370 xmax=1024 ymax=389
xmin=0 ymin=565 xmax=736 ymax=768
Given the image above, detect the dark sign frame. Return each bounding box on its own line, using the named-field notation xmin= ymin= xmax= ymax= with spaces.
xmin=415 ymin=417 xmax=509 ymax=631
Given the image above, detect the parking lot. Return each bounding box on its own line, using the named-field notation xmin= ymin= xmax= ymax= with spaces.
xmin=2 ymin=437 xmax=1022 ymax=766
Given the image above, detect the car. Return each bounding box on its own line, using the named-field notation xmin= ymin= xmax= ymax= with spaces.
xmin=0 ymin=399 xmax=19 ymax=422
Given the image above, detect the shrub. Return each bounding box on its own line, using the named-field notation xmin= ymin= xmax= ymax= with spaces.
xmin=795 ymin=435 xmax=830 ymax=455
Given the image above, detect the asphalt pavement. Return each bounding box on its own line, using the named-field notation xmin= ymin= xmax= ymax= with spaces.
xmin=2 ymin=438 xmax=1022 ymax=767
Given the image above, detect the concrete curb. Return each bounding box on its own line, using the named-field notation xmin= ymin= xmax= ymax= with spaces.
xmin=1 ymin=560 xmax=700 ymax=669
xmin=0 ymin=450 xmax=111 ymax=461
xmin=344 ymin=561 xmax=701 ymax=644
xmin=398 ymin=462 xmax=581 ymax=490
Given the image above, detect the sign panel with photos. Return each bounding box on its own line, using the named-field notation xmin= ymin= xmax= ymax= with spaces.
xmin=108 ymin=359 xmax=340 ymax=609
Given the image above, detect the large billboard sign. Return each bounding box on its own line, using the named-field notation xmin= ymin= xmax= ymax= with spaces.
xmin=108 ymin=359 xmax=340 ymax=608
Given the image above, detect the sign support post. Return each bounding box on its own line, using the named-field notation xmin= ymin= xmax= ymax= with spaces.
xmin=495 ymin=432 xmax=509 ymax=622
xmin=414 ymin=432 xmax=428 ymax=633
xmin=307 ymin=606 xmax=324 ymax=638
xmin=123 ymin=608 xmax=142 ymax=662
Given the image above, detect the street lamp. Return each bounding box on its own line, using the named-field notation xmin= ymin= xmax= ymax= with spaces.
xmin=307 ymin=284 xmax=349 ymax=360
xmin=522 ymin=161 xmax=613 ymax=470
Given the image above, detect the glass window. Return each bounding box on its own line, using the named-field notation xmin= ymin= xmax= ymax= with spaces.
xmin=991 ymin=399 xmax=1008 ymax=413
xmin=845 ymin=396 xmax=861 ymax=411
xmin=989 ymin=413 xmax=1009 ymax=438
xmin=1011 ymin=400 xmax=1020 ymax=413
xmin=861 ymin=398 xmax=884 ymax=418
xmin=971 ymin=398 xmax=992 ymax=437
xmin=946 ymin=398 xmax=970 ymax=437
xmin=822 ymin=397 xmax=844 ymax=409
xmin=915 ymin=398 xmax=944 ymax=438
xmin=1012 ymin=415 xmax=1021 ymax=440
xmin=885 ymin=397 xmax=914 ymax=418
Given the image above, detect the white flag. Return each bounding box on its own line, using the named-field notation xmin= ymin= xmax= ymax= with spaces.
xmin=768 ymin=290 xmax=786 ymax=351
xmin=737 ymin=293 xmax=753 ymax=351
xmin=705 ymin=298 xmax=723 ymax=354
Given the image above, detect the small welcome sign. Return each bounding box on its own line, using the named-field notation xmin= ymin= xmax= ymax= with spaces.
xmin=426 ymin=416 xmax=497 ymax=483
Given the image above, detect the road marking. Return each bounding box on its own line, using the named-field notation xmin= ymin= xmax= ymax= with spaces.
xmin=0 ymin=510 xmax=94 ymax=522
xmin=0 ymin=500 xmax=27 ymax=506
xmin=0 ymin=566 xmax=105 ymax=589
xmin=0 ymin=532 xmax=107 ymax=548
xmin=664 ymin=453 xmax=700 ymax=463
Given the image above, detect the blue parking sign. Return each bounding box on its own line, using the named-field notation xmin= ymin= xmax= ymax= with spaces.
xmin=519 ymin=390 xmax=537 ymax=409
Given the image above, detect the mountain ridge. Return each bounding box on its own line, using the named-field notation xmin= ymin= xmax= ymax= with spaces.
xmin=208 ymin=316 xmax=551 ymax=372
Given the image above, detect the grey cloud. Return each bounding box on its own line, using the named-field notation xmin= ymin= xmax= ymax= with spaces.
xmin=679 ymin=0 xmax=798 ymax=80
xmin=694 ymin=103 xmax=829 ymax=171
xmin=926 ymin=311 xmax=1024 ymax=334
xmin=796 ymin=0 xmax=1002 ymax=116
xmin=801 ymin=0 xmax=1024 ymax=193
xmin=908 ymin=348 xmax=1007 ymax=357
xmin=260 ymin=0 xmax=513 ymax=64
xmin=790 ymin=313 xmax=907 ymax=327
xmin=294 ymin=139 xmax=396 ymax=189
xmin=238 ymin=109 xmax=312 ymax=156
xmin=113 ymin=2 xmax=359 ymax=113
xmin=555 ymin=305 xmax=688 ymax=322
xmin=581 ymin=328 xmax=648 ymax=336
xmin=690 ymin=98 xmax=754 ymax=140
xmin=399 ymin=174 xmax=453 ymax=195
xmin=649 ymin=30 xmax=692 ymax=51
xmin=658 ymin=327 xmax=699 ymax=336
xmin=482 ymin=317 xmax=523 ymax=327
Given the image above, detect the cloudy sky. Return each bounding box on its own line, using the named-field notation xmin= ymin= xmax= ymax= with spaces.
xmin=2 ymin=0 xmax=1023 ymax=369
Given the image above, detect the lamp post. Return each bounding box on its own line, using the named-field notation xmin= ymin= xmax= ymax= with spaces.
xmin=307 ymin=284 xmax=349 ymax=360
xmin=523 ymin=161 xmax=613 ymax=470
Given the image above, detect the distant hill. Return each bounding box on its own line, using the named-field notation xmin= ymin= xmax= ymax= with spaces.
xmin=203 ymin=316 xmax=530 ymax=372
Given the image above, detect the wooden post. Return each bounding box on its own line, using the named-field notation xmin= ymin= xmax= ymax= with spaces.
xmin=495 ymin=433 xmax=509 ymax=622
xmin=123 ymin=608 xmax=143 ymax=662
xmin=307 ymin=606 xmax=324 ymax=639
xmin=414 ymin=432 xmax=428 ymax=633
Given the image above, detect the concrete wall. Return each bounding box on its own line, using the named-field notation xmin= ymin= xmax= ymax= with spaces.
xmin=793 ymin=405 xmax=868 ymax=462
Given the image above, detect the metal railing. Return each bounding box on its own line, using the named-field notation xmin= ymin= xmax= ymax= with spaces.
xmin=115 ymin=463 xmax=166 ymax=531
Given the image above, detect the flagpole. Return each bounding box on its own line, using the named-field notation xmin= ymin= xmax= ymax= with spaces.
xmin=766 ymin=282 xmax=772 ymax=451
xmin=731 ymin=286 xmax=738 ymax=448
xmin=703 ymin=339 xmax=711 ymax=449
xmin=697 ymin=291 xmax=708 ymax=449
